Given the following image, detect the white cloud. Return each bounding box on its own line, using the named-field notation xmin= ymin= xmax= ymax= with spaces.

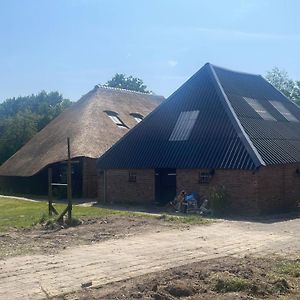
xmin=168 ymin=60 xmax=178 ymax=67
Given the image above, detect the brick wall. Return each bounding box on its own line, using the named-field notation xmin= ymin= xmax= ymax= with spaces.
xmin=97 ymin=169 xmax=155 ymax=204
xmin=177 ymin=169 xmax=259 ymax=214
xmin=256 ymin=163 xmax=300 ymax=213
xmin=177 ymin=163 xmax=300 ymax=214
xmin=82 ymin=157 xmax=98 ymax=198
xmin=97 ymin=164 xmax=300 ymax=214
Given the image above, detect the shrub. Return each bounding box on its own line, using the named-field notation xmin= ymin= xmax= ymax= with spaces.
xmin=209 ymin=185 xmax=229 ymax=216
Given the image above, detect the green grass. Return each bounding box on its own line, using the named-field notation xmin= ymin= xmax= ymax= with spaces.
xmin=276 ymin=261 xmax=300 ymax=278
xmin=157 ymin=213 xmax=211 ymax=225
xmin=0 ymin=197 xmax=210 ymax=232
xmin=0 ymin=197 xmax=118 ymax=231
xmin=214 ymin=276 xmax=252 ymax=293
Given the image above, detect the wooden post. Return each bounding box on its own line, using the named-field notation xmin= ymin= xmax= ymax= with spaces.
xmin=48 ymin=168 xmax=53 ymax=216
xmin=67 ymin=137 xmax=72 ymax=221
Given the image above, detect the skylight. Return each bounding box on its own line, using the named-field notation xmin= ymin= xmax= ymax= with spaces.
xmin=169 ymin=110 xmax=199 ymax=141
xmin=269 ymin=100 xmax=299 ymax=122
xmin=104 ymin=111 xmax=127 ymax=128
xmin=243 ymin=97 xmax=276 ymax=121
xmin=130 ymin=113 xmax=144 ymax=123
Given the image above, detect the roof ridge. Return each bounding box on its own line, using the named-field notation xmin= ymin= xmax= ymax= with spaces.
xmin=94 ymin=84 xmax=157 ymax=96
xmin=208 ymin=64 xmax=265 ymax=168
xmin=96 ymin=67 xmax=209 ymax=169
xmin=208 ymin=63 xmax=261 ymax=77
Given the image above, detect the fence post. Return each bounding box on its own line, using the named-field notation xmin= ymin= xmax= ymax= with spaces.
xmin=67 ymin=137 xmax=72 ymax=221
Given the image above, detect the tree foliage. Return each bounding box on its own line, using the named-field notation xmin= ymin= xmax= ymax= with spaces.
xmin=105 ymin=73 xmax=150 ymax=93
xmin=266 ymin=67 xmax=300 ymax=105
xmin=0 ymin=91 xmax=71 ymax=165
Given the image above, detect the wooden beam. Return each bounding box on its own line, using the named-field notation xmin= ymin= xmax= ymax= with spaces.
xmin=67 ymin=137 xmax=72 ymax=221
xmin=57 ymin=205 xmax=69 ymax=223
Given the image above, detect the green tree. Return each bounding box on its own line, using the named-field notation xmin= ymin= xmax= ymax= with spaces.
xmin=0 ymin=91 xmax=72 ymax=164
xmin=0 ymin=91 xmax=71 ymax=130
xmin=105 ymin=73 xmax=150 ymax=93
xmin=266 ymin=67 xmax=300 ymax=105
xmin=0 ymin=111 xmax=38 ymax=163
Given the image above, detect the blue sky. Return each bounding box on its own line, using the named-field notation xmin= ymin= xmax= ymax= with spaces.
xmin=0 ymin=0 xmax=299 ymax=102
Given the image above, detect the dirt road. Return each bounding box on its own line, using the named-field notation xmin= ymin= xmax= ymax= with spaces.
xmin=0 ymin=218 xmax=299 ymax=300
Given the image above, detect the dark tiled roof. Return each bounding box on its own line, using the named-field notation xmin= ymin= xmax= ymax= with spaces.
xmin=97 ymin=63 xmax=300 ymax=170
xmin=213 ymin=66 xmax=300 ymax=165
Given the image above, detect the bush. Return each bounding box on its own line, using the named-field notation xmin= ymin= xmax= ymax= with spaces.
xmin=209 ymin=186 xmax=229 ymax=216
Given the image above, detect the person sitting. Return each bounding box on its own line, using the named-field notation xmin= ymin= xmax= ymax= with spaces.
xmin=199 ymin=198 xmax=212 ymax=215
xmin=171 ymin=190 xmax=186 ymax=212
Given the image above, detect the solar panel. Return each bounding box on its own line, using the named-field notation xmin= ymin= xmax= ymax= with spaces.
xmin=169 ymin=110 xmax=199 ymax=141
xmin=243 ymin=97 xmax=276 ymax=121
xmin=269 ymin=100 xmax=299 ymax=122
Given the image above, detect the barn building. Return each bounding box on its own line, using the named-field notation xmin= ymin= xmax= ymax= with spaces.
xmin=97 ymin=63 xmax=300 ymax=214
xmin=0 ymin=85 xmax=163 ymax=198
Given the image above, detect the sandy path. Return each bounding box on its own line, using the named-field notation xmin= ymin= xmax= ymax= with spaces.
xmin=0 ymin=218 xmax=299 ymax=300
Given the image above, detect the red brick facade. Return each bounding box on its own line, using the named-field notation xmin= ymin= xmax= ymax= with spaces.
xmin=256 ymin=163 xmax=300 ymax=213
xmin=176 ymin=169 xmax=259 ymax=214
xmin=179 ymin=164 xmax=300 ymax=213
xmin=98 ymin=169 xmax=155 ymax=204
xmin=97 ymin=164 xmax=300 ymax=214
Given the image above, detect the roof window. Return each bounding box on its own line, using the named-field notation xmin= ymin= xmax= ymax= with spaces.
xmin=104 ymin=111 xmax=128 ymax=128
xmin=243 ymin=97 xmax=276 ymax=121
xmin=269 ymin=100 xmax=299 ymax=122
xmin=130 ymin=113 xmax=144 ymax=123
xmin=169 ymin=110 xmax=199 ymax=141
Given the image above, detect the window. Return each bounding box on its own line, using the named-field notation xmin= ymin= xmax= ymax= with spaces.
xmin=269 ymin=100 xmax=299 ymax=122
xmin=104 ymin=111 xmax=128 ymax=128
xmin=169 ymin=110 xmax=199 ymax=141
xmin=198 ymin=172 xmax=210 ymax=184
xmin=243 ymin=97 xmax=276 ymax=121
xmin=198 ymin=170 xmax=214 ymax=184
xmin=130 ymin=113 xmax=144 ymax=123
xmin=128 ymin=172 xmax=137 ymax=182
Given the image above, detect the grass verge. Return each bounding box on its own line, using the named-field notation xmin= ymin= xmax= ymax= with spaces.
xmin=276 ymin=261 xmax=300 ymax=278
xmin=157 ymin=213 xmax=211 ymax=225
xmin=0 ymin=197 xmax=210 ymax=232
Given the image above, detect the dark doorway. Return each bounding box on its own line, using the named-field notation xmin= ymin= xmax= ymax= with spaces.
xmin=51 ymin=159 xmax=83 ymax=198
xmin=155 ymin=168 xmax=177 ymax=205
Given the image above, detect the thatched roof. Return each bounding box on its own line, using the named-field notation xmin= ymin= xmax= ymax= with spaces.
xmin=0 ymin=86 xmax=164 ymax=176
